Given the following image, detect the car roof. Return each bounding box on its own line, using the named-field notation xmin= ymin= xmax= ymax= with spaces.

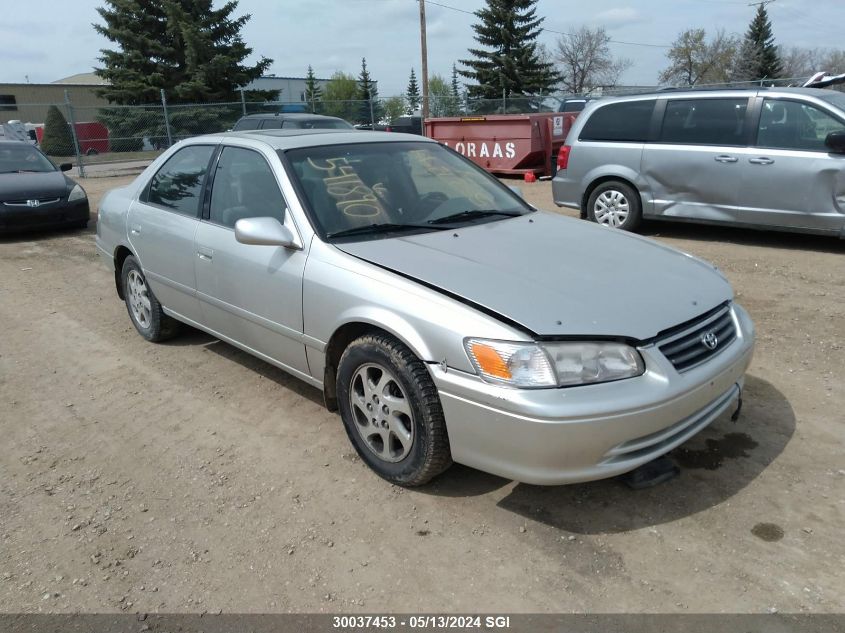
xmin=237 ymin=112 xmax=346 ymax=120
xmin=200 ymin=129 xmax=437 ymax=150
xmin=596 ymin=86 xmax=844 ymax=103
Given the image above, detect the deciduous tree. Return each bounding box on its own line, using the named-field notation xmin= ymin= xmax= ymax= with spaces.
xmin=660 ymin=28 xmax=738 ymax=86
xmin=556 ymin=26 xmax=631 ymax=93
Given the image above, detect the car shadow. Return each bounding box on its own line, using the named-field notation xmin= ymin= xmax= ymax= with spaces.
xmin=0 ymin=224 xmax=91 ymax=243
xmin=639 ymin=221 xmax=845 ymax=254
xmin=161 ymin=328 xmax=325 ymax=407
xmin=422 ymin=374 xmax=795 ymax=534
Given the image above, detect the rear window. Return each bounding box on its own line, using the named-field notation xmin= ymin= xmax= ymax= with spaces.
xmin=284 ymin=119 xmax=352 ymax=130
xmin=233 ymin=118 xmax=261 ymax=131
xmin=580 ymin=100 xmax=655 ymax=142
xmin=560 ymin=100 xmax=587 ymax=113
xmin=660 ymin=98 xmax=749 ymax=146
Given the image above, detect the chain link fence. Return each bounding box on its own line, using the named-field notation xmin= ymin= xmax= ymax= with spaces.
xmin=7 ymin=76 xmax=836 ymax=177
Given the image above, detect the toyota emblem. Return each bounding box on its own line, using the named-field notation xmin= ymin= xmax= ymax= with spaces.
xmin=700 ymin=331 xmax=719 ymax=350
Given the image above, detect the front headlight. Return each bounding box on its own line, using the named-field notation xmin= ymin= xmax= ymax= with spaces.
xmin=543 ymin=342 xmax=645 ymax=386
xmin=464 ymin=338 xmax=644 ymax=388
xmin=68 ymin=184 xmax=87 ymax=202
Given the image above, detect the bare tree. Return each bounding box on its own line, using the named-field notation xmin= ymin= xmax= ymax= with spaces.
xmin=555 ymin=26 xmax=631 ymax=94
xmin=660 ymin=28 xmax=739 ymax=86
xmin=779 ymin=46 xmax=845 ymax=80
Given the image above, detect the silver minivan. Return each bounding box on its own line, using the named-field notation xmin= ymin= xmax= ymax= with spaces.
xmin=552 ymin=87 xmax=845 ymax=236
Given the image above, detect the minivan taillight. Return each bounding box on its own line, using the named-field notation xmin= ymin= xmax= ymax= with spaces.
xmin=557 ymin=145 xmax=571 ymax=171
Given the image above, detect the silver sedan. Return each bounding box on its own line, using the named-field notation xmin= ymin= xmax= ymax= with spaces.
xmin=96 ymin=129 xmax=755 ymax=486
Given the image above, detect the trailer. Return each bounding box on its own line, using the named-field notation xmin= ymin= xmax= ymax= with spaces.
xmin=425 ymin=112 xmax=577 ymax=177
xmin=34 ymin=121 xmax=110 ymax=155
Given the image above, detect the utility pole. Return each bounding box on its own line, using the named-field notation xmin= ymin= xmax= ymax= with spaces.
xmin=419 ymin=0 xmax=429 ymax=132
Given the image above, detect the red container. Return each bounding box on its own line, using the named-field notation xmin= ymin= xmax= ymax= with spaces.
xmin=35 ymin=121 xmax=110 ymax=155
xmin=425 ymin=112 xmax=577 ymax=177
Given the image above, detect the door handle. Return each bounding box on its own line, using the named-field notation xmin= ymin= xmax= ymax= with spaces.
xmin=129 ymin=224 xmax=141 ymax=235
xmin=197 ymin=247 xmax=213 ymax=262
xmin=749 ymin=157 xmax=775 ymax=165
xmin=714 ymin=155 xmax=738 ymax=163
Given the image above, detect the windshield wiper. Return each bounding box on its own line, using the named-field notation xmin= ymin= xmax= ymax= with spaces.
xmin=326 ymin=222 xmax=447 ymax=239
xmin=427 ymin=209 xmax=525 ymax=225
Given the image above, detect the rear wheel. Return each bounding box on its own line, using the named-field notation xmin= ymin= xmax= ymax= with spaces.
xmin=587 ymin=181 xmax=642 ymax=231
xmin=336 ymin=334 xmax=452 ymax=486
xmin=120 ymin=256 xmax=180 ymax=342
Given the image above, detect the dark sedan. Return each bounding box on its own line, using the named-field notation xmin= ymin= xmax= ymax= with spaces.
xmin=0 ymin=142 xmax=90 ymax=233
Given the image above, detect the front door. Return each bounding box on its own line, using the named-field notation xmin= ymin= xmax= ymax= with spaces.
xmin=193 ymin=145 xmax=310 ymax=377
xmin=732 ymin=98 xmax=845 ymax=232
xmin=127 ymin=144 xmax=217 ymax=322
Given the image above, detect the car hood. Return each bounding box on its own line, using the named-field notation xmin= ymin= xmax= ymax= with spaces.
xmin=0 ymin=171 xmax=69 ymax=201
xmin=336 ymin=212 xmax=733 ymax=340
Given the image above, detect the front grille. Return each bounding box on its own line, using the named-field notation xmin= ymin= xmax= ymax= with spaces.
xmin=657 ymin=304 xmax=736 ymax=372
xmin=3 ymin=197 xmax=62 ymax=207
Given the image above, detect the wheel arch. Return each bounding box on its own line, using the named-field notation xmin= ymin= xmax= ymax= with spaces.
xmin=321 ymin=317 xmax=433 ymax=412
xmin=581 ymin=175 xmax=643 ymax=219
xmin=113 ymin=245 xmax=134 ymax=300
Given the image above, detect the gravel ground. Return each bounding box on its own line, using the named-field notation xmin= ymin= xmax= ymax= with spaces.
xmin=0 ymin=175 xmax=843 ymax=614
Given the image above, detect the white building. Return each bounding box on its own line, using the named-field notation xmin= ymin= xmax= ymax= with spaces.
xmin=243 ymin=75 xmax=331 ymax=103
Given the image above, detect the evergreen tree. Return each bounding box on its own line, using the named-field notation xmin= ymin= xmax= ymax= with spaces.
xmin=94 ymin=0 xmax=272 ymax=104
xmin=304 ymin=65 xmax=322 ymax=112
xmin=740 ymin=4 xmax=782 ymax=80
xmin=450 ymin=64 xmax=461 ymax=100
xmin=458 ymin=0 xmax=559 ymax=99
xmin=406 ymin=69 xmax=421 ymax=114
xmin=356 ymin=58 xmax=382 ymax=125
xmin=40 ymin=106 xmax=76 ymax=157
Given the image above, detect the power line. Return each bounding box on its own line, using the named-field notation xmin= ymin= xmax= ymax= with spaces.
xmin=419 ymin=0 xmax=672 ymax=48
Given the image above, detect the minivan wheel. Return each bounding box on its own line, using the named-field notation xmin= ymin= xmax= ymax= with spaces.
xmin=336 ymin=334 xmax=452 ymax=486
xmin=587 ymin=181 xmax=641 ymax=231
xmin=121 ymin=256 xmax=180 ymax=342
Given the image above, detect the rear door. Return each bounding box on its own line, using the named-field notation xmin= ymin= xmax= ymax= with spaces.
xmin=732 ymin=97 xmax=845 ymax=232
xmin=642 ymin=97 xmax=752 ymax=222
xmin=193 ymin=144 xmax=310 ymax=376
xmin=127 ymin=143 xmax=217 ymax=322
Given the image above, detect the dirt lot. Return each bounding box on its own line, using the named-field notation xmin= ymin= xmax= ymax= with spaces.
xmin=1 ymin=175 xmax=843 ymax=614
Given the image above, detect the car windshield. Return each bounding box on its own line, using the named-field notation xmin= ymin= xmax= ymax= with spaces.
xmin=0 ymin=144 xmax=55 ymax=173
xmin=284 ymin=141 xmax=531 ymax=241
xmin=287 ymin=119 xmax=352 ymax=130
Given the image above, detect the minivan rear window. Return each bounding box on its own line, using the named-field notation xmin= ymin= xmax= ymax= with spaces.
xmin=233 ymin=118 xmax=261 ymax=131
xmin=660 ymin=98 xmax=749 ymax=146
xmin=579 ymin=100 xmax=656 ymax=142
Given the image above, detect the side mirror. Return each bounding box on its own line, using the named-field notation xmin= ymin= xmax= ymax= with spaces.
xmin=825 ymin=131 xmax=845 ymax=154
xmin=508 ymin=185 xmax=524 ymax=198
xmin=59 ymin=163 xmax=72 ymax=172
xmin=234 ymin=216 xmax=296 ymax=248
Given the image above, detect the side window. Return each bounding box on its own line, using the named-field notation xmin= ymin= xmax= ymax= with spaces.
xmin=579 ymin=100 xmax=656 ymax=142
xmin=209 ymin=147 xmax=285 ymax=229
xmin=146 ymin=145 xmax=214 ymax=216
xmin=660 ymin=99 xmax=748 ymax=146
xmin=757 ymin=99 xmax=845 ymax=151
xmin=261 ymin=118 xmax=284 ymax=129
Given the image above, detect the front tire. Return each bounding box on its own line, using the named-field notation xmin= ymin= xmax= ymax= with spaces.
xmin=337 ymin=334 xmax=452 ymax=486
xmin=587 ymin=181 xmax=642 ymax=231
xmin=120 ymin=256 xmax=180 ymax=342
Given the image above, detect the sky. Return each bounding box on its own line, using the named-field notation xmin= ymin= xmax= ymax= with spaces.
xmin=2 ymin=0 xmax=844 ymax=95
